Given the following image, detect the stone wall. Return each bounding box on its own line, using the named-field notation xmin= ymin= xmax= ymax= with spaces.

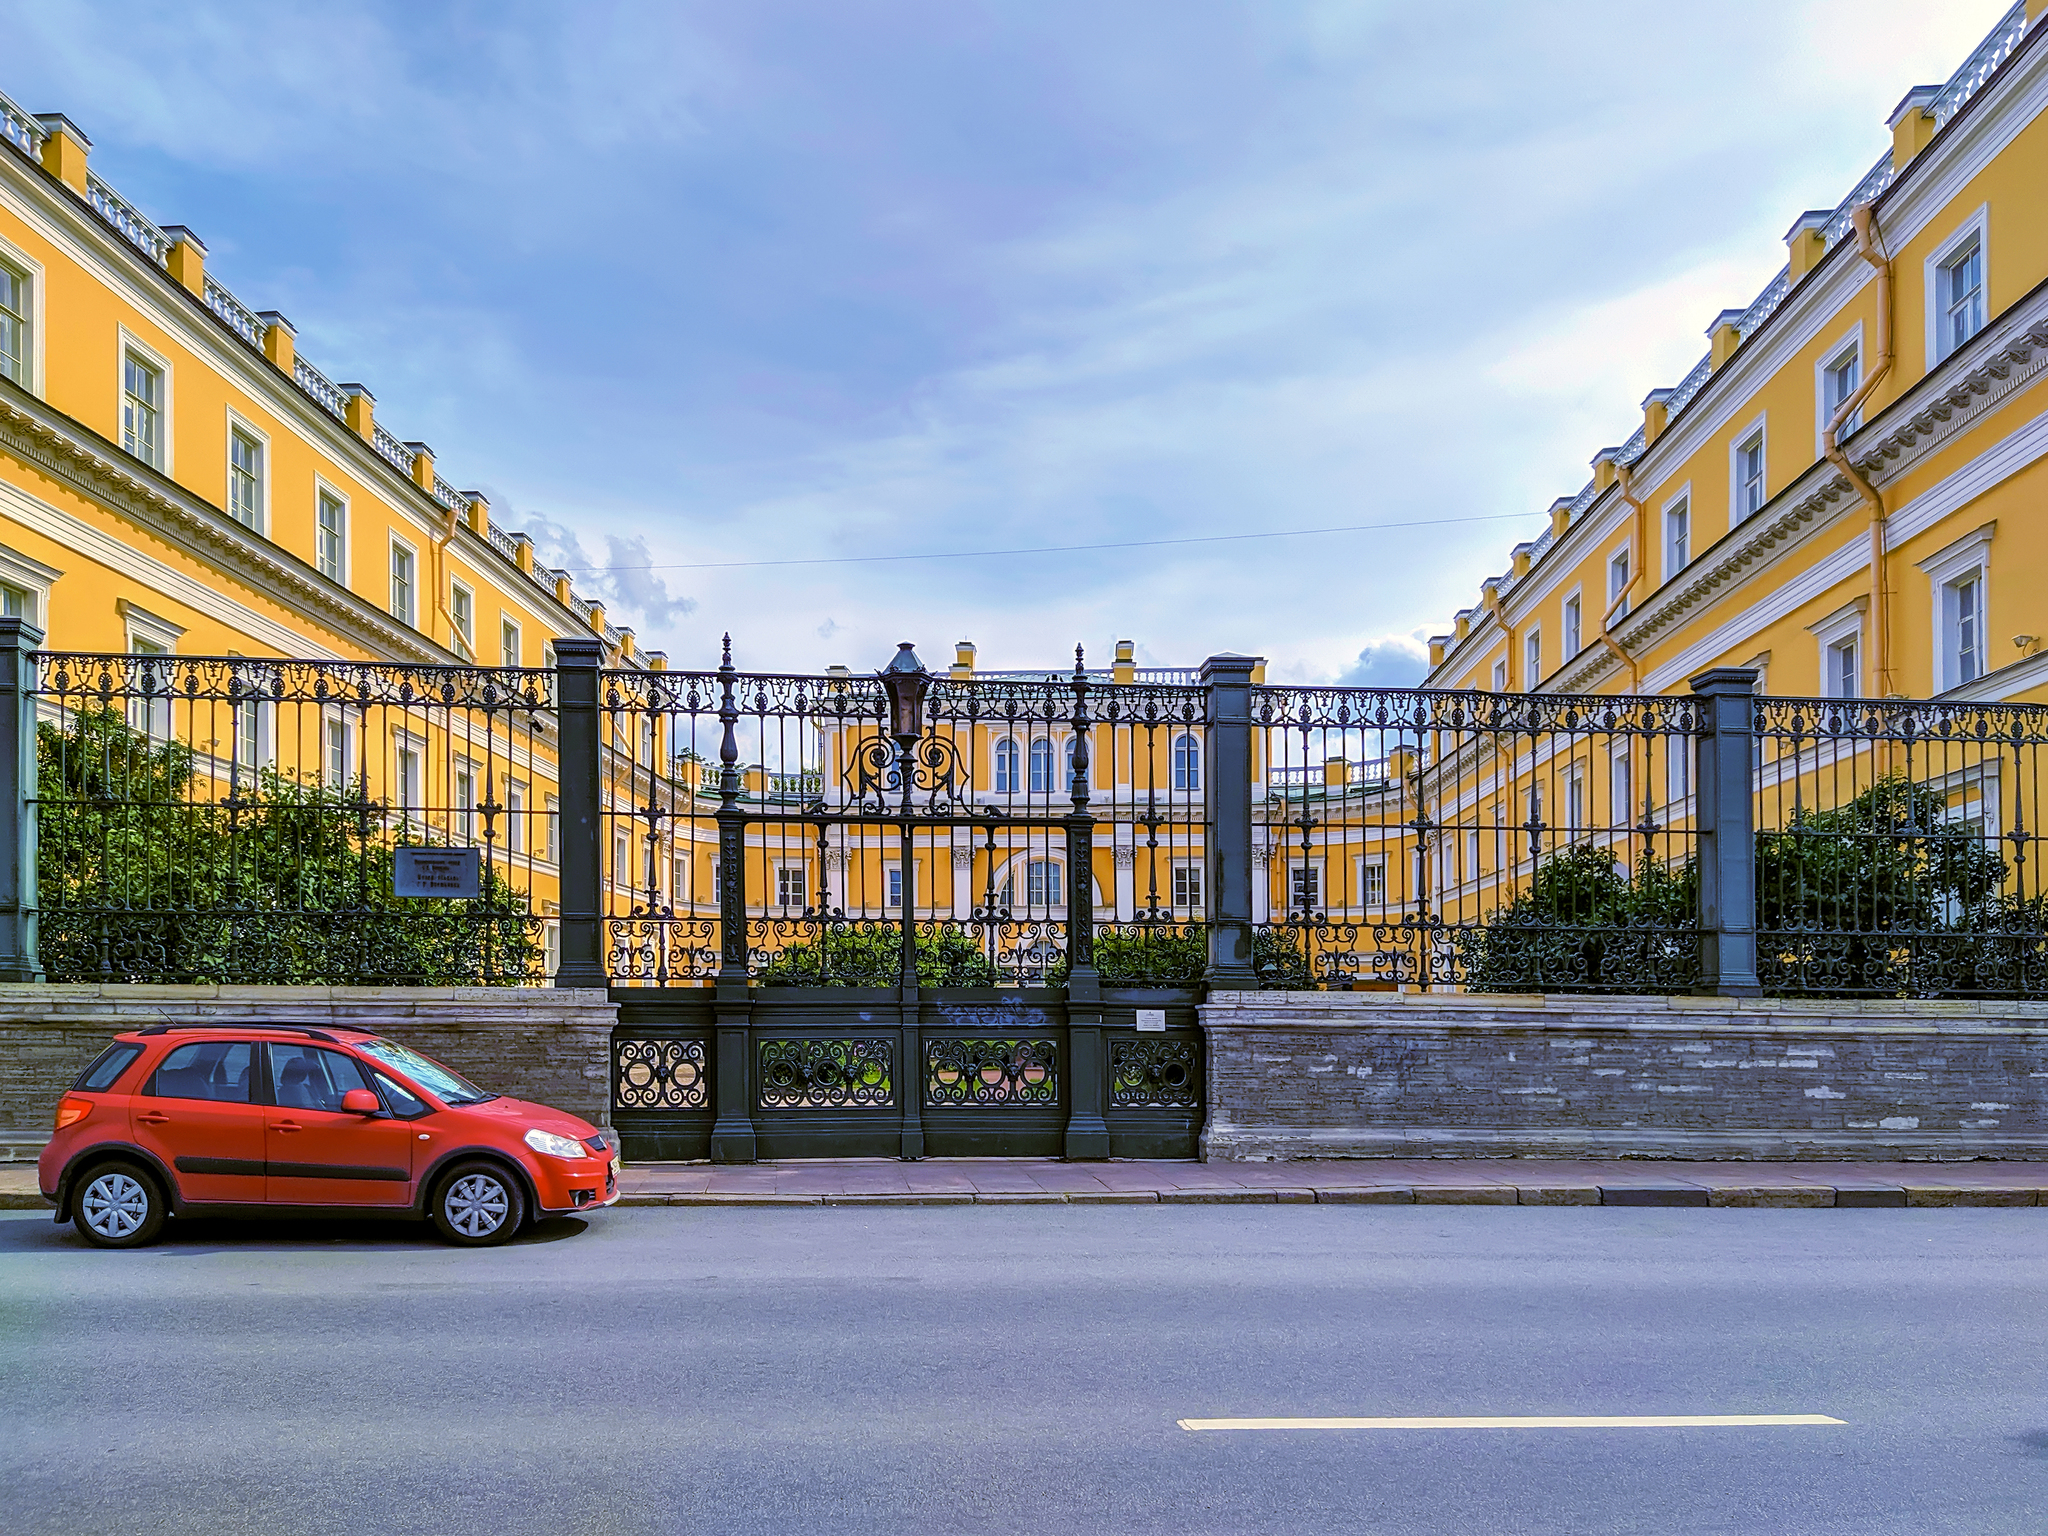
xmin=1201 ymin=991 xmax=2048 ymax=1162
xmin=0 ymin=985 xmax=617 ymax=1157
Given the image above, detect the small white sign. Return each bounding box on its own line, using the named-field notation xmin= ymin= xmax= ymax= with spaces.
xmin=395 ymin=847 xmax=481 ymax=899
xmin=1135 ymin=1009 xmax=1167 ymax=1033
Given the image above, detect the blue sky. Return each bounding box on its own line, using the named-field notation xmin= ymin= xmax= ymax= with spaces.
xmin=7 ymin=0 xmax=2014 ymax=680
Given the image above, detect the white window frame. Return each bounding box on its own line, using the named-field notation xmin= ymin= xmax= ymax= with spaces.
xmin=993 ymin=736 xmax=1021 ymax=795
xmin=1814 ymin=322 xmax=1864 ymax=456
xmin=0 ymin=235 xmax=46 ymax=395
xmin=500 ymin=615 xmax=522 ymax=670
xmin=1566 ymin=763 xmax=1586 ymax=836
xmin=1027 ymin=737 xmax=1056 ymax=795
xmin=544 ymin=792 xmax=560 ymax=864
xmin=504 ymin=778 xmax=527 ymax=854
xmin=1491 ymin=656 xmax=1508 ymax=692
xmin=1356 ymin=857 xmax=1386 ymax=909
xmin=1665 ymin=736 xmax=1692 ymax=809
xmin=449 ymin=578 xmax=476 ymax=661
xmin=1171 ymin=733 xmax=1201 ymax=793
xmin=1171 ymin=860 xmax=1204 ymax=913
xmin=224 ymin=409 xmax=269 ymax=535
xmin=1661 ymin=485 xmax=1691 ymax=583
xmin=1729 ymin=413 xmax=1767 ymax=525
xmin=1287 ymin=860 xmax=1323 ymax=915
xmin=1806 ymin=600 xmax=1867 ymax=701
xmin=389 ymin=536 xmax=418 ymax=628
xmin=313 ymin=479 xmax=349 ymax=584
xmin=320 ymin=706 xmax=354 ymax=790
xmin=0 ymin=543 xmax=60 ymax=631
xmin=775 ymin=862 xmax=807 ymax=910
xmin=1917 ymin=522 xmax=1994 ymax=694
xmin=392 ymin=728 xmax=426 ymax=831
xmin=117 ymin=330 xmax=172 ymax=473
xmin=1925 ymin=204 xmax=1989 ymax=367
xmin=1023 ymin=858 xmax=1064 ymax=910
xmin=1610 ymin=742 xmax=1634 ymax=828
xmin=1524 ymin=627 xmax=1542 ymax=688
xmin=1606 ymin=546 xmax=1631 ymax=619
xmin=884 ymin=862 xmax=904 ymax=910
xmin=1561 ymin=590 xmax=1582 ymax=660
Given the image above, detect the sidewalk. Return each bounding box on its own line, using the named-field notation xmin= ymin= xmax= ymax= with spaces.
xmin=7 ymin=1159 xmax=2048 ymax=1210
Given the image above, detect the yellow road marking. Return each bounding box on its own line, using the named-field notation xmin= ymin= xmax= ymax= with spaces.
xmin=1178 ymin=1415 xmax=1844 ymax=1431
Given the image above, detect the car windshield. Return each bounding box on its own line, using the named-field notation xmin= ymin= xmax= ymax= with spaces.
xmin=354 ymin=1039 xmax=496 ymax=1106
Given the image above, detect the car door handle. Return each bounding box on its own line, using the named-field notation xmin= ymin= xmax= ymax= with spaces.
xmin=271 ymin=1120 xmax=303 ymax=1133
xmin=136 ymin=1111 xmax=170 ymax=1126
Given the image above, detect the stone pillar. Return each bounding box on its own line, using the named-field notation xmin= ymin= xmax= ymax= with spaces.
xmin=1691 ymin=666 xmax=1761 ymax=997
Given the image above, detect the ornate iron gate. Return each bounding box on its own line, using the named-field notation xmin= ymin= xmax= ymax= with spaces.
xmin=588 ymin=640 xmax=1211 ymax=1162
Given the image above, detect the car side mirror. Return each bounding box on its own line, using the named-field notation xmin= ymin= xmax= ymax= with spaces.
xmin=340 ymin=1088 xmax=382 ymax=1115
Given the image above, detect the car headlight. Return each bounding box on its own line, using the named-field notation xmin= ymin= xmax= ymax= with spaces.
xmin=524 ymin=1127 xmax=588 ymax=1160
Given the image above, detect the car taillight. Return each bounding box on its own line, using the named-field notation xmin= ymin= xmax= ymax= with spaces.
xmin=54 ymin=1096 xmax=92 ymax=1130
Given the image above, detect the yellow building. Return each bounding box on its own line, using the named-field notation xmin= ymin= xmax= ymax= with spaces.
xmin=1428 ymin=2 xmax=2048 ymax=714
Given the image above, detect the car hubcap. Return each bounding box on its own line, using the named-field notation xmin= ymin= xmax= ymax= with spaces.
xmin=446 ymin=1174 xmax=509 ymax=1237
xmin=82 ymin=1173 xmax=148 ymax=1238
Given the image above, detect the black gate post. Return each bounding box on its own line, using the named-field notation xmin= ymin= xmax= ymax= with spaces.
xmin=0 ymin=619 xmax=43 ymax=982
xmin=710 ymin=637 xmax=758 ymax=1162
xmin=552 ymin=637 xmax=606 ymax=989
xmin=1063 ymin=649 xmax=1109 ymax=1160
xmin=1201 ymin=654 xmax=1259 ymax=988
xmin=1690 ymin=666 xmax=1761 ymax=997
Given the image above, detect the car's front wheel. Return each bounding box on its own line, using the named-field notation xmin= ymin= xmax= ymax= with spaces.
xmin=73 ymin=1162 xmax=166 ymax=1249
xmin=430 ymin=1161 xmax=526 ymax=1247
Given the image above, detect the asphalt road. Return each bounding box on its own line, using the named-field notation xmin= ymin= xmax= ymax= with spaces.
xmin=3 ymin=1203 xmax=2045 ymax=1536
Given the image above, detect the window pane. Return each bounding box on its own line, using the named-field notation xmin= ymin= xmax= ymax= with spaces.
xmin=0 ymin=263 xmax=24 ymax=384
xmin=75 ymin=1042 xmax=144 ymax=1092
xmin=269 ymin=1043 xmax=371 ymax=1113
xmin=148 ymin=1041 xmax=253 ymax=1103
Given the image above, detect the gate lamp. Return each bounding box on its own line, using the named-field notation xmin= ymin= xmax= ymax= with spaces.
xmin=879 ymin=641 xmax=932 ymax=747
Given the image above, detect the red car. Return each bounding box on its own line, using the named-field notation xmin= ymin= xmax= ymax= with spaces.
xmin=38 ymin=1022 xmax=620 ymax=1248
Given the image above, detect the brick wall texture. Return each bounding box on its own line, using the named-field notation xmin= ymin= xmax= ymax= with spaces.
xmin=1200 ymin=991 xmax=2048 ymax=1161
xmin=0 ymin=985 xmax=617 ymax=1152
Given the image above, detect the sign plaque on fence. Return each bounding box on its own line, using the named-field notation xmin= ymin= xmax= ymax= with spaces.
xmin=1136 ymin=1009 xmax=1167 ymax=1033
xmin=394 ymin=847 xmax=481 ymax=900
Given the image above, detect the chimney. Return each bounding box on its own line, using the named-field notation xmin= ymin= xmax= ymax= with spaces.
xmin=1641 ymin=387 xmax=1673 ymax=445
xmin=1888 ymin=85 xmax=1942 ymax=171
xmin=339 ymin=383 xmax=375 ymax=441
xmin=1708 ymin=309 xmax=1746 ymax=371
xmin=1784 ymin=209 xmax=1833 ymax=281
xmin=1548 ymin=497 xmax=1575 ymax=537
xmin=256 ymin=311 xmax=295 ymax=372
xmin=403 ymin=442 xmax=435 ymax=493
xmin=161 ymin=226 xmax=206 ymax=297
xmin=32 ymin=114 xmax=89 ymax=193
xmin=951 ymin=640 xmax=975 ymax=679
xmin=1113 ymin=639 xmax=1135 ymax=683
xmin=1591 ymin=447 xmax=1621 ymax=493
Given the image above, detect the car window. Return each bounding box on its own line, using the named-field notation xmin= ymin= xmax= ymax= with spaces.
xmin=75 ymin=1043 xmax=144 ymax=1092
xmin=269 ymin=1043 xmax=372 ymax=1113
xmin=374 ymin=1072 xmax=430 ymax=1119
xmin=147 ymin=1041 xmax=254 ymax=1104
xmin=355 ymin=1039 xmax=495 ymax=1106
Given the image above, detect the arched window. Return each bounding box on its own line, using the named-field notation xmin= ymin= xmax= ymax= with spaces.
xmin=1064 ymin=739 xmax=1086 ymax=795
xmin=1028 ymin=738 xmax=1055 ymax=795
xmin=1173 ymin=734 xmax=1201 ymax=793
xmin=994 ymin=737 xmax=1020 ymax=794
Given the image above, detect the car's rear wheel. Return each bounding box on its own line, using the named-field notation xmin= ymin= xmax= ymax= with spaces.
xmin=73 ymin=1162 xmax=166 ymax=1249
xmin=430 ymin=1161 xmax=525 ymax=1247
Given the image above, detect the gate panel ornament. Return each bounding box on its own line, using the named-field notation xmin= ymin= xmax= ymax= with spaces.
xmin=1110 ymin=1038 xmax=1200 ymax=1108
xmin=757 ymin=1038 xmax=894 ymax=1108
xmin=614 ymin=1038 xmax=709 ymax=1110
xmin=925 ymin=1038 xmax=1058 ymax=1107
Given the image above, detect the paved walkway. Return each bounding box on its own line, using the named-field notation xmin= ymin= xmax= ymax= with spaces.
xmin=9 ymin=1159 xmax=2048 ymax=1209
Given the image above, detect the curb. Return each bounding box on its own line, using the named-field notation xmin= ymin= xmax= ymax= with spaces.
xmin=610 ymin=1185 xmax=2048 ymax=1209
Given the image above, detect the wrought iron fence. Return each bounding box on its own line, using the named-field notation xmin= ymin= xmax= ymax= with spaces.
xmin=31 ymin=651 xmax=554 ymax=984
xmin=1250 ymin=686 xmax=1705 ymax=992
xmin=597 ymin=642 xmax=1210 ymax=988
xmin=14 ymin=633 xmax=2048 ymax=1003
xmin=1753 ymin=695 xmax=2048 ymax=997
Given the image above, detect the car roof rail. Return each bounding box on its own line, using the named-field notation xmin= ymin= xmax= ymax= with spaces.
xmin=132 ymin=1022 xmax=365 ymax=1044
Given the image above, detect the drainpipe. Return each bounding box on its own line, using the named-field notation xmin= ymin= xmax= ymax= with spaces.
xmin=1595 ymin=463 xmax=1649 ymax=691
xmin=1822 ymin=204 xmax=1895 ymax=697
